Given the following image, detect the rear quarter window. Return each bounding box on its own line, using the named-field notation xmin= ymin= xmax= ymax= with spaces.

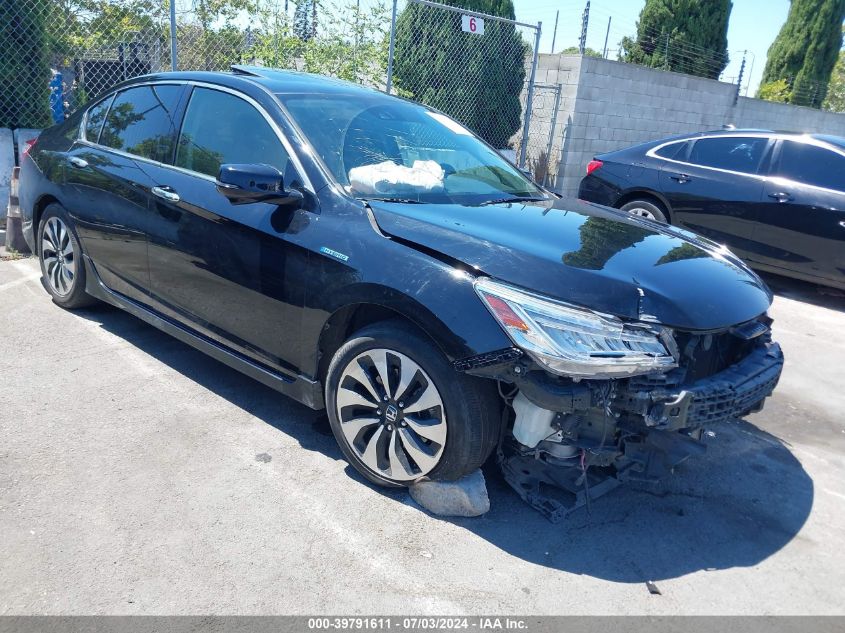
xmin=84 ymin=95 xmax=113 ymax=143
xmin=654 ymin=141 xmax=687 ymax=159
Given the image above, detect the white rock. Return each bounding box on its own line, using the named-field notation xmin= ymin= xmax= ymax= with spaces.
xmin=409 ymin=469 xmax=490 ymax=517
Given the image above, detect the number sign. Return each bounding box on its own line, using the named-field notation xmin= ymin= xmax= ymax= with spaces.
xmin=461 ymin=14 xmax=485 ymax=35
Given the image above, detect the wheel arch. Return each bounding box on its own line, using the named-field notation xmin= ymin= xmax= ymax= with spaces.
xmin=615 ymin=189 xmax=672 ymax=221
xmin=31 ymin=194 xmax=62 ymax=252
xmin=316 ymin=301 xmax=455 ymax=386
xmin=311 ymin=276 xmax=512 ymax=387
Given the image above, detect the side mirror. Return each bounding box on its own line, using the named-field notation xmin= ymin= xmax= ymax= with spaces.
xmin=216 ymin=163 xmax=304 ymax=208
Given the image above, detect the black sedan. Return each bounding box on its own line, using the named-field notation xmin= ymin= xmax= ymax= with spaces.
xmin=578 ymin=129 xmax=845 ymax=290
xmin=19 ymin=68 xmax=782 ymax=518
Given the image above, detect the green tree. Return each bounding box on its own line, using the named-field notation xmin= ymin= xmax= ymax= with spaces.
xmin=759 ymin=0 xmax=845 ymax=107
xmin=0 ymin=0 xmax=53 ymax=128
xmin=393 ymin=0 xmax=527 ymax=148
xmin=823 ymin=43 xmax=845 ymax=111
xmin=294 ymin=0 xmax=317 ymax=41
xmin=620 ymin=0 xmax=732 ymax=79
xmin=561 ymin=46 xmax=602 ymax=58
xmin=301 ymin=1 xmax=390 ymax=86
xmin=758 ymin=78 xmax=791 ymax=103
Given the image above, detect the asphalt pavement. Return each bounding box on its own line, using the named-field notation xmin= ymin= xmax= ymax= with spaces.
xmin=1 ymin=256 xmax=844 ymax=615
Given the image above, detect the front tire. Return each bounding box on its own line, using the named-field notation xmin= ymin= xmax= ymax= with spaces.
xmin=325 ymin=321 xmax=501 ymax=487
xmin=38 ymin=203 xmax=96 ymax=309
xmin=620 ymin=199 xmax=668 ymax=223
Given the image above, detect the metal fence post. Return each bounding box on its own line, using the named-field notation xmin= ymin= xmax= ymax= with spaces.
xmin=385 ymin=0 xmax=399 ymax=93
xmin=518 ymin=21 xmax=541 ymax=169
xmin=543 ymin=85 xmax=562 ymax=186
xmin=169 ymin=0 xmax=177 ymax=71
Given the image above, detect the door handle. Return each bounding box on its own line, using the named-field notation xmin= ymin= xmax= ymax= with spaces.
xmin=151 ymin=186 xmax=180 ymax=203
xmin=670 ymin=173 xmax=691 ymax=183
xmin=68 ymin=156 xmax=88 ymax=169
xmin=768 ymin=192 xmax=793 ymax=203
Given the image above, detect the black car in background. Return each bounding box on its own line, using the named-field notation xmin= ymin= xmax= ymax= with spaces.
xmin=19 ymin=69 xmax=783 ymax=519
xmin=578 ymin=130 xmax=845 ymax=290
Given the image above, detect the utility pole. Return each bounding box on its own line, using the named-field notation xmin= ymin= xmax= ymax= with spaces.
xmin=311 ymin=0 xmax=317 ymax=39
xmin=602 ymin=16 xmax=611 ymax=58
xmin=551 ymin=10 xmax=559 ymax=54
xmin=579 ymin=1 xmax=590 ymax=55
xmin=734 ymin=50 xmax=746 ymax=106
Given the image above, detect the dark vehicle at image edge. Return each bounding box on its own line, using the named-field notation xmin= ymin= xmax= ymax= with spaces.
xmin=19 ymin=67 xmax=784 ymax=520
xmin=579 ymin=129 xmax=845 ymax=290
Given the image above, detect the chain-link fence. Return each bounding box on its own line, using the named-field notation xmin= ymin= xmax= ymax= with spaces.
xmin=512 ymin=83 xmax=561 ymax=187
xmin=386 ymin=0 xmax=540 ymax=165
xmin=2 ymin=0 xmax=552 ymax=174
xmin=1 ymin=0 xmax=398 ymax=129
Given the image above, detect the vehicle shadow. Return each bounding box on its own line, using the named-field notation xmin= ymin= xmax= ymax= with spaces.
xmin=441 ymin=417 xmax=814 ymax=583
xmin=759 ymin=271 xmax=845 ymax=313
xmin=74 ymin=303 xmax=814 ymax=585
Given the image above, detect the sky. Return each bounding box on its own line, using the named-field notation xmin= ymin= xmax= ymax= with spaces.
xmin=511 ymin=0 xmax=792 ymax=95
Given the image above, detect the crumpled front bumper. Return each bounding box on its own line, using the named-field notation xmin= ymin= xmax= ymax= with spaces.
xmin=616 ymin=339 xmax=784 ymax=431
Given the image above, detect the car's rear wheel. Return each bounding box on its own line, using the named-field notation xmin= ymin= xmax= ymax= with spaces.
xmin=620 ymin=199 xmax=668 ymax=223
xmin=325 ymin=321 xmax=501 ymax=487
xmin=38 ymin=203 xmax=96 ymax=309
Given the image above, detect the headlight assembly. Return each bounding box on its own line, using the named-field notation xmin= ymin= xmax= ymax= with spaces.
xmin=474 ymin=278 xmax=677 ymax=378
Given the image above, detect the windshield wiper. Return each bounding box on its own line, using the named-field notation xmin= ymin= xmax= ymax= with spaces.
xmin=477 ymin=196 xmax=547 ymax=206
xmin=362 ymin=196 xmax=424 ymax=204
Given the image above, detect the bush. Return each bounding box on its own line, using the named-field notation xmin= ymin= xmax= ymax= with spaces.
xmin=757 ymin=79 xmax=791 ymax=103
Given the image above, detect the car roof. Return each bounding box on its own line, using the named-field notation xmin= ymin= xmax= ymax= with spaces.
xmin=665 ymin=128 xmax=841 ymax=141
xmin=229 ymin=65 xmax=385 ymax=95
xmin=113 ymin=65 xmax=384 ymax=98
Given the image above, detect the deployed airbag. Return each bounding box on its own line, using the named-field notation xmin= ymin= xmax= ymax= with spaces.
xmin=349 ymin=160 xmax=444 ymax=195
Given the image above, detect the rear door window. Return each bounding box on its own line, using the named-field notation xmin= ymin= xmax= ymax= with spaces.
xmin=687 ymin=136 xmax=768 ymax=174
xmin=774 ymin=140 xmax=845 ymax=192
xmin=174 ymin=87 xmax=292 ymax=180
xmin=100 ymin=84 xmax=184 ymax=162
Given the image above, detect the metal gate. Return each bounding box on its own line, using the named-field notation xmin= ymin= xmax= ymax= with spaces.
xmin=513 ymin=83 xmax=562 ymax=187
xmin=385 ymin=0 xmax=541 ymax=168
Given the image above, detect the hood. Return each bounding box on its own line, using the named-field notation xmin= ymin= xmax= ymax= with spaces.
xmin=369 ymin=197 xmax=772 ymax=331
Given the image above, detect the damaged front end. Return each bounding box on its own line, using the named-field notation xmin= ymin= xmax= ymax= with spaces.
xmin=459 ymin=279 xmax=784 ymax=522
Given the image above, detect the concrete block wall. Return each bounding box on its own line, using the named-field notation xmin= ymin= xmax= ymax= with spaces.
xmin=537 ymin=55 xmax=845 ymax=196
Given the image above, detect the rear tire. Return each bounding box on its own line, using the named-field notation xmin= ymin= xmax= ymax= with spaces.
xmin=325 ymin=320 xmax=502 ymax=487
xmin=37 ymin=203 xmax=96 ymax=309
xmin=620 ymin=199 xmax=668 ymax=223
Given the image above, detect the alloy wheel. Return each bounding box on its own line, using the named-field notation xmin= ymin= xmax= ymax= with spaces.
xmin=627 ymin=207 xmax=657 ymax=220
xmin=41 ymin=217 xmax=76 ymax=296
xmin=335 ymin=348 xmax=447 ymax=482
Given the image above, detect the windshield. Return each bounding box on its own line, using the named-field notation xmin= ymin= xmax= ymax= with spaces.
xmin=277 ymin=91 xmax=545 ymax=205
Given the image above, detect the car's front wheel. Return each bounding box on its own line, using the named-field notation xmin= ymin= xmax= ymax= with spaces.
xmin=325 ymin=321 xmax=501 ymax=487
xmin=38 ymin=203 xmax=96 ymax=309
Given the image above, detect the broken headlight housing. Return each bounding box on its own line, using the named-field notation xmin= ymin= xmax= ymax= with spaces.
xmin=474 ymin=278 xmax=677 ymax=379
